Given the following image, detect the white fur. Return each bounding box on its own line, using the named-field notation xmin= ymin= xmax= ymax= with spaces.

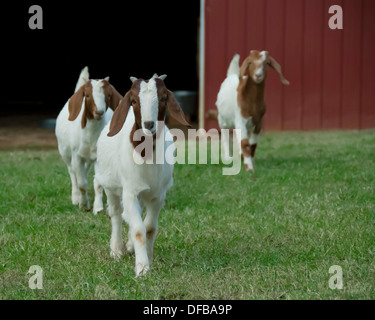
xmin=74 ymin=66 xmax=89 ymax=92
xmin=92 ymin=80 xmax=107 ymax=115
xmin=216 ymin=54 xmax=258 ymax=171
xmin=94 ymin=80 xmax=175 ymax=277
xmin=139 ymin=79 xmax=159 ymax=135
xmin=55 ymin=67 xmax=114 ymax=211
xmin=227 ymin=53 xmax=240 ymax=77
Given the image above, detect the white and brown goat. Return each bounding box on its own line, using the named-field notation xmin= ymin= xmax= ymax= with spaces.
xmin=94 ymin=74 xmax=190 ymax=276
xmin=55 ymin=67 xmax=122 ymax=211
xmin=215 ymin=50 xmax=290 ymax=171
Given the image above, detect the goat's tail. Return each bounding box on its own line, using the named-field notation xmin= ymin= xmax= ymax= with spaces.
xmin=205 ymin=109 xmax=218 ymax=122
xmin=74 ymin=66 xmax=89 ymax=92
xmin=226 ymin=54 xmax=240 ymax=77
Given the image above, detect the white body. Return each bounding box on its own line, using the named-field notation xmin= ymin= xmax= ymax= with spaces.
xmin=216 ymin=55 xmax=257 ymax=171
xmin=95 ymin=107 xmax=174 ymax=277
xmin=55 ymin=69 xmax=114 ymax=210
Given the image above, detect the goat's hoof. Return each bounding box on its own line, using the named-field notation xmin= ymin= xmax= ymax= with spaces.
xmin=126 ymin=240 xmax=134 ymax=254
xmin=72 ymin=195 xmax=80 ymax=206
xmin=135 ymin=264 xmax=150 ymax=277
xmin=110 ymin=248 xmax=125 ymax=260
xmin=110 ymin=241 xmax=125 ymax=259
xmin=93 ymin=203 xmax=104 ymax=215
xmin=79 ymin=201 xmax=91 ymax=211
xmin=244 ymin=164 xmax=255 ymax=172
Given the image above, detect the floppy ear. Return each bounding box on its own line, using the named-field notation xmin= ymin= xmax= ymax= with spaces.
xmin=108 ymin=85 xmax=123 ymax=111
xmin=81 ymin=107 xmax=88 ymax=129
xmin=239 ymin=56 xmax=251 ymax=79
xmin=237 ymin=56 xmax=251 ymax=94
xmin=107 ymin=91 xmax=131 ymax=137
xmin=166 ymin=90 xmax=191 ymax=127
xmin=267 ymin=56 xmax=290 ymax=85
xmin=68 ymin=85 xmax=85 ymax=121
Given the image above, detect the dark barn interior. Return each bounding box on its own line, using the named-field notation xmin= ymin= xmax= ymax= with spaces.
xmin=2 ymin=1 xmax=200 ymax=119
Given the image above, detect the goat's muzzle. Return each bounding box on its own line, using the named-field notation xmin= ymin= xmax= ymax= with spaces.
xmin=94 ymin=111 xmax=104 ymax=120
xmin=143 ymin=121 xmax=156 ymax=135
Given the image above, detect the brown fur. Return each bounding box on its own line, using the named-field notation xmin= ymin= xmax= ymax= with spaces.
xmin=237 ymin=50 xmax=289 ymax=133
xmin=68 ymin=80 xmax=123 ymax=129
xmin=135 ymin=232 xmax=144 ymax=245
xmin=146 ymin=228 xmax=155 ymax=239
xmin=205 ymin=109 xmax=218 ymax=121
xmin=102 ymin=80 xmax=123 ymax=112
xmin=250 ymin=143 xmax=257 ymax=158
xmin=241 ymin=139 xmax=251 ymax=158
xmin=107 ymin=77 xmax=191 ymax=152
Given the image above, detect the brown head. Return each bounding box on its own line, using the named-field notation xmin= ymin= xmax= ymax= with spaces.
xmin=68 ymin=77 xmax=123 ymax=129
xmin=239 ymin=50 xmax=290 ymax=85
xmin=107 ymin=74 xmax=191 ymax=137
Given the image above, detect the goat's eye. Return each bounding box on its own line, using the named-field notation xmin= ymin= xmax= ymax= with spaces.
xmin=131 ymin=100 xmax=136 ymax=105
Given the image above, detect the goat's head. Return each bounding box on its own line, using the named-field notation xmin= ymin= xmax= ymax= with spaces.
xmin=107 ymin=74 xmax=191 ymax=137
xmin=68 ymin=78 xmax=123 ymax=128
xmin=240 ymin=50 xmax=290 ymax=85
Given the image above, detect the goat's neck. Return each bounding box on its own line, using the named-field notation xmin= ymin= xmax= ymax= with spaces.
xmin=245 ymin=80 xmax=265 ymax=105
xmin=83 ymin=118 xmax=105 ymax=143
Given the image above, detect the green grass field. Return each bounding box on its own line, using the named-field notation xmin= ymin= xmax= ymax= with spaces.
xmin=0 ymin=131 xmax=374 ymax=300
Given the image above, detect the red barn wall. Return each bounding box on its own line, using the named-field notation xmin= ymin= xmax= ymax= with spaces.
xmin=203 ymin=0 xmax=375 ymax=130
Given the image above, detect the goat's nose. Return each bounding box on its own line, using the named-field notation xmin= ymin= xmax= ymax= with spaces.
xmin=144 ymin=121 xmax=155 ymax=130
xmin=95 ymin=110 xmax=104 ymax=116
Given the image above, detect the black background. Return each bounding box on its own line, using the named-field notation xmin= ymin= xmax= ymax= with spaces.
xmin=2 ymin=1 xmax=200 ymax=116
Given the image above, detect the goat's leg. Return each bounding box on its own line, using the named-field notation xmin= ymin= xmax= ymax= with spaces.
xmin=107 ymin=189 xmax=125 ymax=259
xmin=144 ymin=198 xmax=164 ymax=265
xmin=235 ymin=118 xmax=254 ymax=172
xmin=122 ymin=193 xmax=149 ymax=277
xmin=67 ymin=165 xmax=80 ymax=205
xmin=93 ymin=176 xmax=104 ymax=214
xmin=218 ymin=116 xmax=232 ymax=162
xmin=126 ymin=230 xmax=134 ymax=254
xmin=248 ymin=130 xmax=260 ymax=172
xmin=233 ymin=129 xmax=242 ymax=158
xmin=84 ymin=160 xmax=93 ymax=175
xmin=72 ymin=155 xmax=90 ymax=209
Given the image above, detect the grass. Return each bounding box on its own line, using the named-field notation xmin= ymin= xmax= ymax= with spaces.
xmin=0 ymin=131 xmax=374 ymax=300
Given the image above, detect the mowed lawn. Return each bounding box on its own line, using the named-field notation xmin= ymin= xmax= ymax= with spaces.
xmin=0 ymin=131 xmax=374 ymax=300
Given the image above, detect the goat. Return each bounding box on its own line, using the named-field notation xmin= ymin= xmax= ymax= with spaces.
xmin=55 ymin=67 xmax=123 ymax=211
xmin=94 ymin=74 xmax=190 ymax=276
xmin=215 ymin=50 xmax=290 ymax=172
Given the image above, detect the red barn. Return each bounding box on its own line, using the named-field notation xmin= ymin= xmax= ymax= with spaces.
xmin=199 ymin=0 xmax=375 ymax=131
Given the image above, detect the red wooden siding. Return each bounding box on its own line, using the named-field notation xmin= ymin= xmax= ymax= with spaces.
xmin=203 ymin=0 xmax=375 ymax=130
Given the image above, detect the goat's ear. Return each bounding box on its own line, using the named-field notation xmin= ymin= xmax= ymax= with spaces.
xmin=107 ymin=91 xmax=131 ymax=137
xmin=166 ymin=90 xmax=191 ymax=127
xmin=267 ymin=56 xmax=290 ymax=85
xmin=239 ymin=56 xmax=251 ymax=78
xmin=81 ymin=107 xmax=88 ymax=129
xmin=68 ymin=85 xmax=85 ymax=122
xmin=108 ymin=85 xmax=123 ymax=111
